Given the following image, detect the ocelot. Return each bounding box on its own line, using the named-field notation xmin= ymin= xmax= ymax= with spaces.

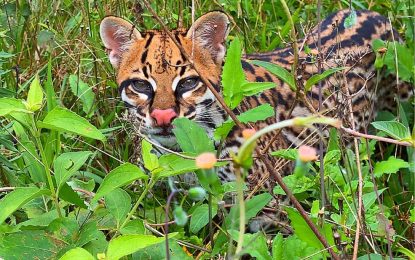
xmin=99 ymin=9 xmax=412 ymax=189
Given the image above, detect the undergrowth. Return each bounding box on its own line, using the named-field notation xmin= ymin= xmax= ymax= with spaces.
xmin=0 ymin=0 xmax=414 ymax=259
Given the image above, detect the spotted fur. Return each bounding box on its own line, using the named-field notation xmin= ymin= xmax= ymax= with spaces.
xmin=100 ymin=10 xmax=413 ymax=188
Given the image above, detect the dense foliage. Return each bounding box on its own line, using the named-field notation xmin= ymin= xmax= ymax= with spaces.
xmin=0 ymin=0 xmax=414 ymax=259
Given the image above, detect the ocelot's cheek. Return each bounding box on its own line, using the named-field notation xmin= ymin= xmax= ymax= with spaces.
xmin=180 ymin=105 xmax=196 ymax=119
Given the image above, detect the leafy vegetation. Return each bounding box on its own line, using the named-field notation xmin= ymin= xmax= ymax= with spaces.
xmin=0 ymin=0 xmax=414 ymax=259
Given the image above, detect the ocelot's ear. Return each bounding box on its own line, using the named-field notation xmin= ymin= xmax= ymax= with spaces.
xmin=186 ymin=12 xmax=230 ymax=64
xmin=100 ymin=16 xmax=142 ymax=68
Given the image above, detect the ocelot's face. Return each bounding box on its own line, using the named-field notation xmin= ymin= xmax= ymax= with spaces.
xmin=100 ymin=13 xmax=229 ymax=148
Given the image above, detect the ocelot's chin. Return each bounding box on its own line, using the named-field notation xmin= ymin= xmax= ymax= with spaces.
xmin=148 ymin=133 xmax=180 ymax=151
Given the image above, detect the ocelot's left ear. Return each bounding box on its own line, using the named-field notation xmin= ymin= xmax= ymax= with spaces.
xmin=186 ymin=11 xmax=230 ymax=64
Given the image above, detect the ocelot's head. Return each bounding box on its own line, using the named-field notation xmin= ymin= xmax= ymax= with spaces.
xmin=100 ymin=12 xmax=229 ymax=149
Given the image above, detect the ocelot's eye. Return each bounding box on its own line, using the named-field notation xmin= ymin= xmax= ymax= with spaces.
xmin=131 ymin=80 xmax=153 ymax=96
xmin=178 ymin=77 xmax=200 ymax=92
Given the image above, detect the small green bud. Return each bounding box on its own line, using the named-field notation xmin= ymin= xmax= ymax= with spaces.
xmin=173 ymin=206 xmax=188 ymax=226
xmin=188 ymin=187 xmax=207 ymax=201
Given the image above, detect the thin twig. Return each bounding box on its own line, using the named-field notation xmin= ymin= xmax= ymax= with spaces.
xmin=340 ymin=126 xmax=413 ymax=147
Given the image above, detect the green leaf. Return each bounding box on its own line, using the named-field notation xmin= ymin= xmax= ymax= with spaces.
xmin=69 ymin=74 xmax=95 ymax=117
xmin=172 ymin=117 xmax=215 ymax=155
xmin=242 ymin=82 xmax=276 ymax=96
xmin=304 ymin=67 xmax=346 ymax=91
xmin=173 ymin=206 xmax=188 ymax=226
xmin=250 ymin=60 xmax=296 ymax=91
xmin=273 ymin=175 xmax=314 ymax=195
xmin=371 ymin=120 xmax=411 ymax=141
xmin=190 ymin=204 xmax=218 ymax=233
xmin=158 ymin=154 xmax=199 ymax=178
xmin=39 ymin=106 xmax=106 ymax=141
xmin=384 ymin=42 xmax=414 ymax=81
xmin=0 ymin=98 xmax=31 ymax=116
xmin=92 ymin=163 xmax=147 ymax=202
xmin=58 ymin=182 xmax=87 ymax=208
xmin=106 ymin=234 xmax=165 ymax=260
xmin=59 ymin=248 xmax=94 ymax=260
xmin=222 ymin=37 xmax=245 ymax=108
xmin=0 ymin=230 xmax=64 ymax=259
xmin=271 ymin=148 xmax=298 ymax=160
xmin=344 ymin=10 xmax=357 ymax=28
xmin=228 ymin=231 xmax=271 ymax=260
xmin=272 ymin=233 xmax=284 ymax=260
xmin=120 ymin=219 xmax=145 ymax=235
xmin=142 ymin=139 xmax=159 ymax=171
xmin=26 ymin=75 xmax=44 ymax=111
xmin=105 ymin=188 xmax=131 ymax=224
xmin=373 ymin=156 xmax=410 ymax=178
xmin=54 ymin=151 xmax=93 ymax=191
xmin=286 ymin=207 xmax=335 ymax=252
xmin=0 ymin=187 xmax=50 ymax=224
xmin=214 ymin=104 xmax=275 ymax=140
xmin=226 ymin=193 xmax=272 ymax=229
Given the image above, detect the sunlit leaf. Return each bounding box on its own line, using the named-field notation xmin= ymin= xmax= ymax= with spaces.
xmin=92 ymin=163 xmax=147 ymax=202
xmin=39 ymin=106 xmax=106 ymax=141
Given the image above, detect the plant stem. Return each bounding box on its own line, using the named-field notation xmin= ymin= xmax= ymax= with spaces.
xmin=164 ymin=190 xmax=178 ymax=260
xmin=118 ymin=177 xmax=156 ymax=233
xmin=234 ymin=167 xmax=245 ymax=257
xmin=32 ymin=117 xmax=62 ymax=218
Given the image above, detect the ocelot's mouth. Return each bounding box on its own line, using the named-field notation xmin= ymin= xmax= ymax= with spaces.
xmin=153 ymin=126 xmax=174 ymax=137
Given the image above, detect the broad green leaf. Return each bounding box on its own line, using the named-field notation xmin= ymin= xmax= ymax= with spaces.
xmin=120 ymin=219 xmax=145 ymax=235
xmin=172 ymin=117 xmax=214 ymax=155
xmin=222 ymin=37 xmax=245 ymax=108
xmin=17 ymin=210 xmax=59 ymax=228
xmin=54 ymin=151 xmax=93 ymax=191
xmin=304 ymin=67 xmax=345 ymax=91
xmin=214 ymin=104 xmax=275 ymax=140
xmin=373 ymin=156 xmax=410 ymax=178
xmin=273 ymin=175 xmax=314 ymax=195
xmin=173 ymin=206 xmax=188 ymax=226
xmin=242 ymin=82 xmax=276 ymax=96
xmin=348 ymin=189 xmax=386 ymax=225
xmin=92 ymin=163 xmax=147 ymax=202
xmin=106 ymin=234 xmax=165 ymax=260
xmin=271 ymin=148 xmax=298 ymax=160
xmin=250 ymin=60 xmax=295 ymax=90
xmin=105 ymin=188 xmax=131 ymax=224
xmin=39 ymin=106 xmax=106 ymax=141
xmin=132 ymin=239 xmax=192 ymax=259
xmin=0 ymin=230 xmax=64 ymax=259
xmin=47 ymin=217 xmax=79 ymax=243
xmin=286 ymin=207 xmax=335 ymax=252
xmin=344 ymin=10 xmax=357 ymax=28
xmin=0 ymin=187 xmax=50 ymax=224
xmin=371 ymin=120 xmax=411 ymax=141
xmin=357 ymin=254 xmax=384 ymax=260
xmin=225 ymin=193 xmax=272 ymax=228
xmin=228 ymin=231 xmax=271 ymax=260
xmin=282 ymin=235 xmax=322 ymax=260
xmin=58 ymin=182 xmax=87 ymax=208
xmin=141 ymin=139 xmax=159 ymax=171
xmin=59 ymin=248 xmax=94 ymax=260
xmin=158 ymin=154 xmax=199 ymax=178
xmin=384 ymin=42 xmax=414 ymax=81
xmin=26 ymin=75 xmax=43 ymax=111
xmin=272 ymin=233 xmax=284 ymax=260
xmin=190 ymin=204 xmax=218 ymax=233
xmin=69 ymin=74 xmax=95 ymax=117
xmin=0 ymin=98 xmax=31 ymax=116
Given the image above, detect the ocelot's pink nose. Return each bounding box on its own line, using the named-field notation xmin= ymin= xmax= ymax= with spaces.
xmin=150 ymin=109 xmax=177 ymax=127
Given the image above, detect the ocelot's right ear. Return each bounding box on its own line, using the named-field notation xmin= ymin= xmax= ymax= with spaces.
xmin=100 ymin=16 xmax=142 ymax=68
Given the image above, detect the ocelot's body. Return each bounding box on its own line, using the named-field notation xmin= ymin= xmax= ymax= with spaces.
xmin=100 ymin=9 xmax=412 ymax=188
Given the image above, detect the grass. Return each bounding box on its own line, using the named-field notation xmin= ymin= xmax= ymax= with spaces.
xmin=0 ymin=0 xmax=414 ymax=259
